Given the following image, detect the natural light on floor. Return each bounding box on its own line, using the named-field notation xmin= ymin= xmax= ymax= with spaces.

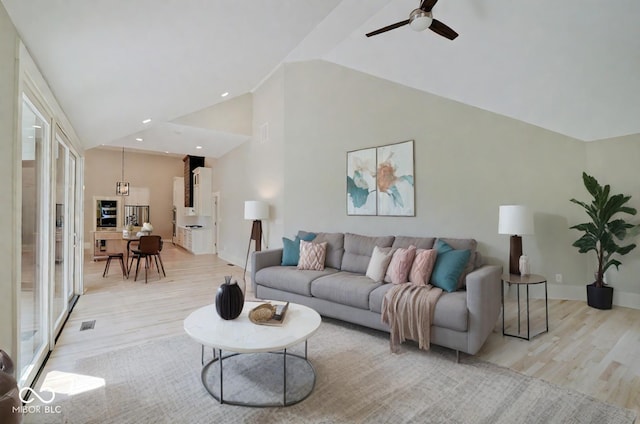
xmin=39 ymin=371 xmax=106 ymax=396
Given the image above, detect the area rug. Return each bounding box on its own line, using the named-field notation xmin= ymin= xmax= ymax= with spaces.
xmin=24 ymin=320 xmax=636 ymax=424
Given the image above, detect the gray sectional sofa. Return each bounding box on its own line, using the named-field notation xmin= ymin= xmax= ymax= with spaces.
xmin=251 ymin=232 xmax=502 ymax=357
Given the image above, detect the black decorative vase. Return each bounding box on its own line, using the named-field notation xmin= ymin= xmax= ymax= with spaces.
xmin=586 ymin=283 xmax=613 ymax=310
xmin=215 ymin=276 xmax=244 ymax=320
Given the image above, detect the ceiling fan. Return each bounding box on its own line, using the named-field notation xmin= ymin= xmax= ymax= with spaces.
xmin=366 ymin=0 xmax=458 ymax=40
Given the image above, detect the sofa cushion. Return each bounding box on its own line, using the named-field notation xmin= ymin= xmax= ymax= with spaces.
xmin=365 ymin=246 xmax=393 ymax=282
xmin=436 ymin=237 xmax=477 ymax=289
xmin=281 ymin=232 xmax=316 ymax=266
xmin=341 ymin=233 xmax=395 ymax=274
xmin=299 ymin=231 xmax=345 ymax=270
xmin=369 ymin=285 xmax=468 ymax=332
xmin=432 ymin=291 xmax=468 ymax=332
xmin=384 ymin=245 xmax=417 ymax=284
xmin=392 ymin=236 xmax=436 ymax=250
xmin=298 ymin=241 xmax=327 ymax=271
xmin=431 ymin=240 xmax=471 ymax=292
xmin=311 ymin=271 xmax=382 ymax=310
xmin=255 ymin=266 xmax=339 ymax=296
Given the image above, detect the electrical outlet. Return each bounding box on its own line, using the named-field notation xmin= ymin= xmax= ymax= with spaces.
xmin=555 ymin=274 xmax=563 ymax=283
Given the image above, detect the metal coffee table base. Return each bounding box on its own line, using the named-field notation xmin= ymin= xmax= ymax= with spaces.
xmin=200 ymin=341 xmax=316 ymax=407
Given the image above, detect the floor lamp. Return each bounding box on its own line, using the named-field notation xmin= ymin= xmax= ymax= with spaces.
xmin=498 ymin=205 xmax=534 ymax=275
xmin=244 ymin=200 xmax=269 ymax=280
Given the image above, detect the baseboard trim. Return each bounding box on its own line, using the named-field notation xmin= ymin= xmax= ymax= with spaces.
xmin=217 ymin=252 xmax=244 ymax=269
xmin=548 ymin=284 xmax=640 ymax=310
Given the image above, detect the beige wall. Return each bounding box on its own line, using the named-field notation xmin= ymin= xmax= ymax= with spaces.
xmin=83 ymin=148 xmax=185 ymax=243
xmin=585 ymin=134 xmax=640 ymax=295
xmin=281 ymin=60 xmax=590 ymax=297
xmin=0 ymin=1 xmax=18 ymax=356
xmin=214 ymin=59 xmax=640 ymax=308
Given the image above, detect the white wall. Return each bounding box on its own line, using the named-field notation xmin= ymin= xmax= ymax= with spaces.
xmin=213 ymin=59 xmax=640 ymax=308
xmin=0 ymin=1 xmax=18 ymax=356
xmin=214 ymin=67 xmax=285 ymax=266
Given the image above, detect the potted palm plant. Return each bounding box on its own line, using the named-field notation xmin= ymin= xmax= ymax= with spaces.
xmin=570 ymin=172 xmax=637 ymax=309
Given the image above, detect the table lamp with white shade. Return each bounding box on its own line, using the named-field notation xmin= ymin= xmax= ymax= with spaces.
xmin=498 ymin=205 xmax=534 ymax=275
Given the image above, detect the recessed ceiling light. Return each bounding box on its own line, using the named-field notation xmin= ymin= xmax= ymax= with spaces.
xmin=135 ymin=137 xmax=143 ymax=142
xmin=221 ymin=92 xmax=229 ymax=97
xmin=142 ymin=118 xmax=152 ymax=124
xmin=196 ymin=146 xmax=203 ymax=149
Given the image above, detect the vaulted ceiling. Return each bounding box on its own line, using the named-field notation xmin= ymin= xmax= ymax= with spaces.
xmin=3 ymin=0 xmax=639 ymax=158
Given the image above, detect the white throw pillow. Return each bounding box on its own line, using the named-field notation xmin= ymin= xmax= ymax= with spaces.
xmin=366 ymin=246 xmax=393 ymax=282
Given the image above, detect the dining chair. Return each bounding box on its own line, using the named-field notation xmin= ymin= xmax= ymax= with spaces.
xmin=131 ymin=235 xmax=163 ymax=283
xmin=126 ymin=239 xmax=140 ymax=276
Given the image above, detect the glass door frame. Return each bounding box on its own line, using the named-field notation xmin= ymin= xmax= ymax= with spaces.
xmin=51 ymin=126 xmax=82 ymax=342
xmin=18 ymin=89 xmax=52 ymax=388
xmin=51 ymin=131 xmax=69 ymax=338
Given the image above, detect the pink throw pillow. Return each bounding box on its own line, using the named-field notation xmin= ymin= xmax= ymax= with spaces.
xmin=298 ymin=240 xmax=327 ymax=271
xmin=385 ymin=245 xmax=417 ymax=284
xmin=409 ymin=249 xmax=438 ymax=286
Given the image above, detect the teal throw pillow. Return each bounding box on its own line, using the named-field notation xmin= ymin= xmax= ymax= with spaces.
xmin=281 ymin=233 xmax=316 ymax=266
xmin=431 ymin=240 xmax=471 ymax=292
xmin=281 ymin=237 xmax=300 ymax=266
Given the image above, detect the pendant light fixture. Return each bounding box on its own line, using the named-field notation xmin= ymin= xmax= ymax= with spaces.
xmin=116 ymin=147 xmax=130 ymax=196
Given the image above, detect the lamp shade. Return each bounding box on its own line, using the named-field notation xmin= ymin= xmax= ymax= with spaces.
xmin=498 ymin=205 xmax=534 ymax=235
xmin=244 ymin=200 xmax=269 ymax=221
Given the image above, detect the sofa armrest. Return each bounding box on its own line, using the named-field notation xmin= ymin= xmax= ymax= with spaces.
xmin=250 ymin=249 xmax=283 ymax=294
xmin=465 ymin=264 xmax=502 ymax=355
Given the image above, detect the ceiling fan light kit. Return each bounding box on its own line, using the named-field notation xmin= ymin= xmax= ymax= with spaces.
xmin=366 ymin=0 xmax=458 ymax=40
xmin=409 ymin=10 xmax=432 ymax=32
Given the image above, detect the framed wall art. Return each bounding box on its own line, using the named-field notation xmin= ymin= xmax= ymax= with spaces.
xmin=376 ymin=140 xmax=415 ymax=216
xmin=346 ymin=147 xmax=377 ymax=216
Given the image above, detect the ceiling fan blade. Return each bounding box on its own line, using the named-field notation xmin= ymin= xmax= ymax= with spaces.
xmin=429 ymin=19 xmax=458 ymax=40
xmin=419 ymin=0 xmax=438 ymax=12
xmin=366 ymin=19 xmax=410 ymax=37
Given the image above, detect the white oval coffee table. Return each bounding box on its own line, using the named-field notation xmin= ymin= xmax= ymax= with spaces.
xmin=184 ymin=301 xmax=321 ymax=407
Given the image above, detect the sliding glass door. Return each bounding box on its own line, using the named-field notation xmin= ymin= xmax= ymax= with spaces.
xmin=66 ymin=153 xmax=78 ymax=305
xmin=20 ymin=94 xmax=49 ymax=386
xmin=19 ymin=95 xmax=82 ymax=387
xmin=17 ymin=43 xmax=84 ymax=390
xmin=52 ymin=129 xmax=79 ymax=338
xmin=52 ymin=135 xmax=68 ymax=336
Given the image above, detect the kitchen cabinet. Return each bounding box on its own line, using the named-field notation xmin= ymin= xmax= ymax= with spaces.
xmin=175 ymin=226 xmax=184 ymax=247
xmin=192 ymin=167 xmax=212 ymax=216
xmin=191 ymin=228 xmax=212 ymax=254
xmin=183 ymin=155 xmax=205 ymax=207
xmin=175 ymin=226 xmax=212 ymax=255
xmin=184 ymin=228 xmax=193 ymax=251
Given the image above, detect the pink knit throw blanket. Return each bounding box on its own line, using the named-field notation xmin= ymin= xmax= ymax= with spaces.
xmin=381 ymin=283 xmax=443 ymax=353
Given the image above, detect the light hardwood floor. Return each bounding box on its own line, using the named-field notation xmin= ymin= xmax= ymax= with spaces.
xmin=43 ymin=243 xmax=640 ymax=416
